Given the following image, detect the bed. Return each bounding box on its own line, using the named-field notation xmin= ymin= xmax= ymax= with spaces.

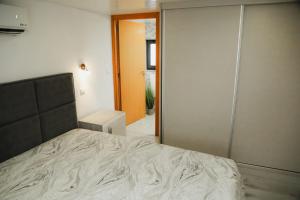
xmin=0 ymin=73 xmax=243 ymax=200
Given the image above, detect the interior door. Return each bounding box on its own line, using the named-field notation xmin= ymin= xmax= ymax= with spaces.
xmin=119 ymin=20 xmax=146 ymax=125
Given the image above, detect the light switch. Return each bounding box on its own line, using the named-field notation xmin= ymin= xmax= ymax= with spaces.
xmin=80 ymin=89 xmax=85 ymax=96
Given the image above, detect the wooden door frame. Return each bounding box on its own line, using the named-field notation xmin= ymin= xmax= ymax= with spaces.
xmin=111 ymin=12 xmax=160 ymax=136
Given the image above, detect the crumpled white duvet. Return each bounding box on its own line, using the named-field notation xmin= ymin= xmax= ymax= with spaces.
xmin=0 ymin=129 xmax=243 ymax=200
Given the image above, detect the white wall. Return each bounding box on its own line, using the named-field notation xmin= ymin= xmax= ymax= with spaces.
xmin=0 ymin=0 xmax=114 ymax=118
xmin=145 ymin=19 xmax=156 ymax=40
xmin=146 ymin=71 xmax=155 ymax=96
xmin=145 ymin=19 xmax=156 ymax=96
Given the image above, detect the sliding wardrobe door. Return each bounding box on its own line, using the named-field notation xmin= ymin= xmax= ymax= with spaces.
xmin=231 ymin=3 xmax=300 ymax=172
xmin=162 ymin=6 xmax=241 ymax=157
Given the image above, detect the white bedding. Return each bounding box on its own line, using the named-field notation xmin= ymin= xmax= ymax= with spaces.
xmin=0 ymin=129 xmax=243 ymax=200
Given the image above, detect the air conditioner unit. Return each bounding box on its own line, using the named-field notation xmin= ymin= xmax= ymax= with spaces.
xmin=0 ymin=4 xmax=28 ymax=34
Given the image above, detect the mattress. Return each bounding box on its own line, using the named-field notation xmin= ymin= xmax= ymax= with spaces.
xmin=0 ymin=129 xmax=243 ymax=200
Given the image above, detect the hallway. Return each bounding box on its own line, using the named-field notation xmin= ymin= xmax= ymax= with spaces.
xmin=126 ymin=114 xmax=159 ymax=143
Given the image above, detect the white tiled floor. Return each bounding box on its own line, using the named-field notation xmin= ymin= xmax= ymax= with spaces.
xmin=244 ymin=186 xmax=299 ymax=200
xmin=126 ymin=114 xmax=159 ymax=143
xmin=126 ymin=114 xmax=155 ymax=136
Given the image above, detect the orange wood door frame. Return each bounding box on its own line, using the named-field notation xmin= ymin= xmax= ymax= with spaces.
xmin=111 ymin=12 xmax=160 ymax=136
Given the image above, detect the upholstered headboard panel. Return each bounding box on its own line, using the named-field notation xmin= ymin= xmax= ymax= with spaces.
xmin=0 ymin=73 xmax=78 ymax=162
xmin=35 ymin=74 xmax=78 ymax=141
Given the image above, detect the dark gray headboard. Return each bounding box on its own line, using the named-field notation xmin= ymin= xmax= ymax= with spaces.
xmin=0 ymin=73 xmax=78 ymax=162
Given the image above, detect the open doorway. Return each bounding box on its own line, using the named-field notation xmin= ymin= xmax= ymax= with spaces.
xmin=111 ymin=13 xmax=160 ymax=140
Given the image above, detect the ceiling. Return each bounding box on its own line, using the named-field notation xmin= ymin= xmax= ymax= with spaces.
xmin=44 ymin=0 xmax=185 ymax=15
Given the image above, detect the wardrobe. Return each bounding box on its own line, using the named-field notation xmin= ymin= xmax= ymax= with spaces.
xmin=161 ymin=1 xmax=300 ymax=173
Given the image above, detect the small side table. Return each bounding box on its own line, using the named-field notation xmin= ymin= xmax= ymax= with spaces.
xmin=78 ymin=110 xmax=126 ymax=136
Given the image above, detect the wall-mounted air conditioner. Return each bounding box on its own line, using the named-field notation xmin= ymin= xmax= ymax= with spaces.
xmin=0 ymin=4 xmax=28 ymax=34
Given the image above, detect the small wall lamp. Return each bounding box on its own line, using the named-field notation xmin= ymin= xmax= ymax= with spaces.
xmin=80 ymin=63 xmax=88 ymax=71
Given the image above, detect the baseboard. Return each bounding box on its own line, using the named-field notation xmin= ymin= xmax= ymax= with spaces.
xmin=237 ymin=163 xmax=300 ymax=198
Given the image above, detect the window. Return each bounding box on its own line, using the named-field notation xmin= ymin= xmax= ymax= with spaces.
xmin=146 ymin=40 xmax=156 ymax=70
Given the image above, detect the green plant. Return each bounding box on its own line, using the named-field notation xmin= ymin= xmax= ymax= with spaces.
xmin=146 ymin=85 xmax=154 ymax=110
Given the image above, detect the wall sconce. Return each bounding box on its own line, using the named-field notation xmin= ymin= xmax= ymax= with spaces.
xmin=80 ymin=63 xmax=88 ymax=71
